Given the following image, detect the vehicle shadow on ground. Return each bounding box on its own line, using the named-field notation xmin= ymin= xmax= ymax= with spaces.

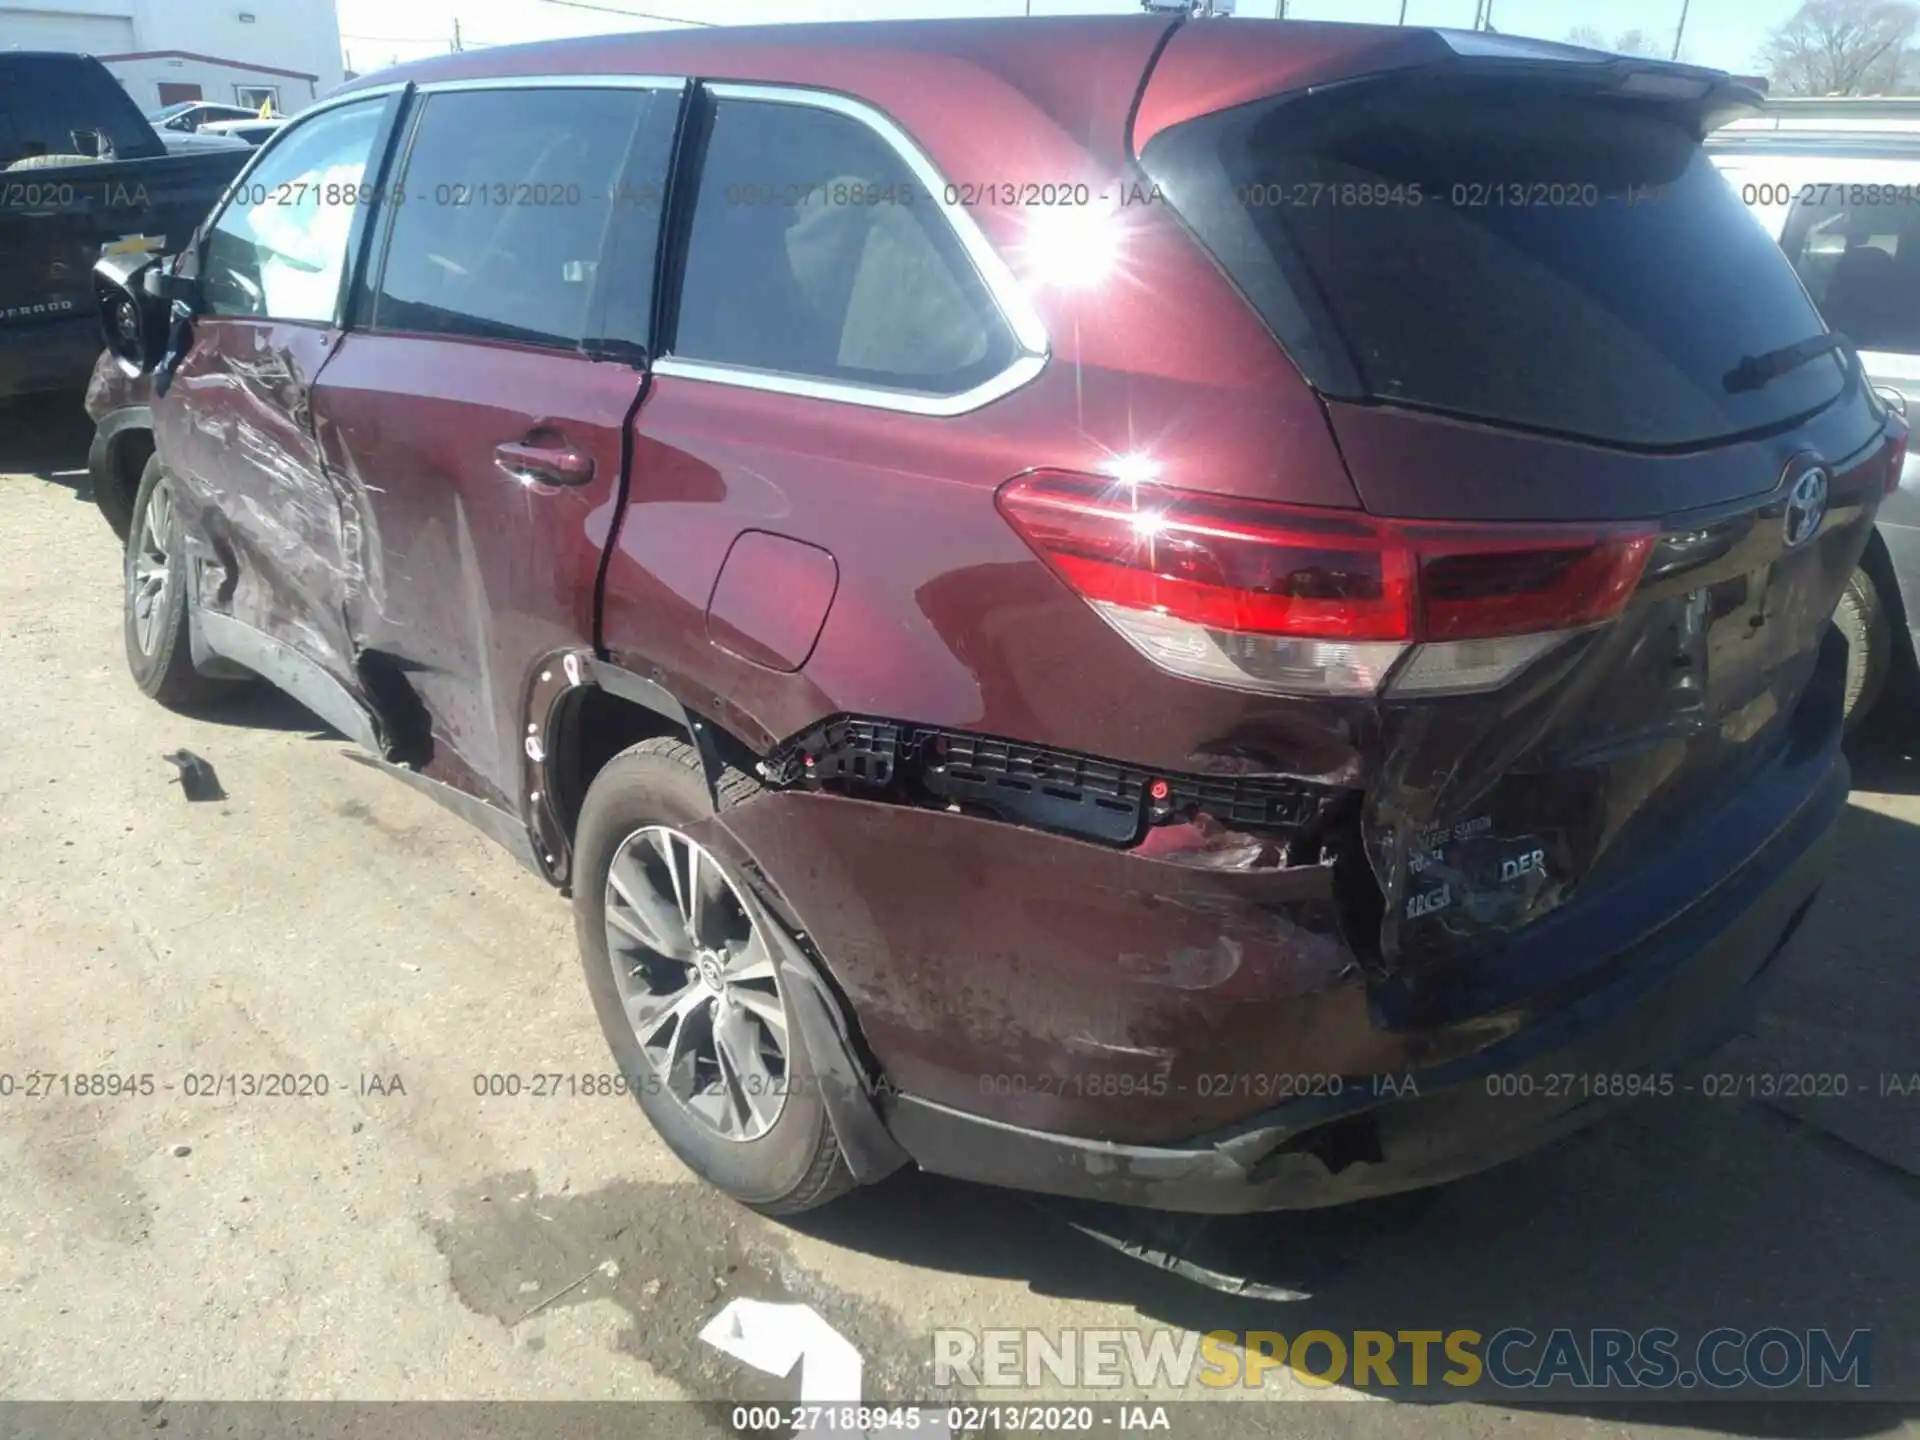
xmin=201 ymin=683 xmax=345 ymax=738
xmin=0 ymin=393 xmax=97 ymax=491
xmin=1848 ymin=730 xmax=1920 ymax=796
xmin=791 ymin=795 xmax=1920 ymax=1432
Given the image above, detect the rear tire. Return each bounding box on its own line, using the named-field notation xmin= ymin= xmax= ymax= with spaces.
xmin=123 ymin=455 xmax=249 ymax=711
xmin=1835 ymin=564 xmax=1891 ymax=734
xmin=572 ymin=736 xmax=854 ymax=1214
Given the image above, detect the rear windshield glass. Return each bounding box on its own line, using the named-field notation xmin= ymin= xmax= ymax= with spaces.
xmin=1140 ymin=76 xmax=1845 ymax=448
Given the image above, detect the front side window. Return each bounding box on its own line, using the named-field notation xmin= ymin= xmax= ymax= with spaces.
xmin=1784 ymin=194 xmax=1920 ymax=358
xmin=201 ymin=99 xmax=384 ymax=323
xmin=670 ymin=96 xmax=1014 ymax=394
xmin=371 ymin=87 xmax=651 ymax=351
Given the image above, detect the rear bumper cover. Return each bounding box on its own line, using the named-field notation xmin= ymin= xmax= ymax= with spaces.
xmin=883 ymin=731 xmax=1846 ymax=1213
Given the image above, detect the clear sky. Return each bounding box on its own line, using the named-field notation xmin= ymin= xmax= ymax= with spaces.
xmin=336 ymin=0 xmax=1806 ymax=79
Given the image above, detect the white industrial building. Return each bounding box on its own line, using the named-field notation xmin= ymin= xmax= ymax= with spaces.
xmin=0 ymin=0 xmax=345 ymax=114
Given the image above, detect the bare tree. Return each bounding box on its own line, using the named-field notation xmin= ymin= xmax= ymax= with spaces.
xmin=1566 ymin=24 xmax=1669 ymax=56
xmin=1761 ymin=0 xmax=1920 ymax=94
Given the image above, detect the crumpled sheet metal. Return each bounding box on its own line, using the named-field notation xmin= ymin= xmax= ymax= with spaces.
xmin=174 ymin=341 xmax=367 ymax=697
xmin=711 ymin=788 xmax=1377 ymax=1144
xmin=1365 ymin=515 xmax=1859 ymax=973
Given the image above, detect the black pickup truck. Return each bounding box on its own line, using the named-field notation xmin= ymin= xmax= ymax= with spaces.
xmin=1 ymin=52 xmax=250 ymax=399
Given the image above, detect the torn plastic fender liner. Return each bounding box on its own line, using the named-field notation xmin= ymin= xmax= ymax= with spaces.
xmin=701 ymin=836 xmax=912 ymax=1187
xmin=587 ymin=657 xmax=729 ymax=804
xmin=518 ymin=651 xmax=730 ymax=889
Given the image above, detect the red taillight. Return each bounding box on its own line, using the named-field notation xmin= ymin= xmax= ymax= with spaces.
xmin=996 ymin=470 xmax=1655 ymax=697
xmin=1413 ymin=531 xmax=1655 ymax=641
xmin=993 ymin=471 xmax=1414 ymax=641
xmin=998 ymin=472 xmax=1652 ymax=644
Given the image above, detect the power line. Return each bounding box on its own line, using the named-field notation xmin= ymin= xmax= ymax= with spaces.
xmin=541 ymin=0 xmax=717 ymax=24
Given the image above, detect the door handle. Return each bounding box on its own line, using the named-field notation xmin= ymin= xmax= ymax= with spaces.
xmin=494 ymin=439 xmax=595 ymax=487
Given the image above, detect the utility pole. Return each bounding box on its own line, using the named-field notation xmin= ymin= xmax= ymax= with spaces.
xmin=1481 ymin=0 xmax=1495 ymax=30
xmin=452 ymin=17 xmax=464 ymax=50
xmin=1397 ymin=0 xmax=1408 ymax=22
xmin=1672 ymin=0 xmax=1691 ymax=59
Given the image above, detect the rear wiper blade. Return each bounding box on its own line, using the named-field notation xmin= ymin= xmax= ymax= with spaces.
xmin=1723 ymin=332 xmax=1853 ymax=393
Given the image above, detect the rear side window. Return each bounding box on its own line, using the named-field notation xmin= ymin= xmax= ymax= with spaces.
xmin=1141 ymin=77 xmax=1845 ymax=448
xmin=669 ymin=96 xmax=1014 ymax=394
xmin=1783 ymin=191 xmax=1920 ymax=357
xmin=372 ymin=87 xmax=651 ymax=351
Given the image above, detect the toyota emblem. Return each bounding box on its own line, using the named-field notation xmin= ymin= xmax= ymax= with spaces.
xmin=1783 ymin=465 xmax=1830 ymax=549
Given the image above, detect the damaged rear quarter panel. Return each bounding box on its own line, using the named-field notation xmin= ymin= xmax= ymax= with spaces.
xmin=711 ymin=789 xmax=1393 ymax=1145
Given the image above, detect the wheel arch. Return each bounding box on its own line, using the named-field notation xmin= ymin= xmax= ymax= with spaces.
xmin=529 ymin=651 xmax=764 ymax=889
xmin=533 ymin=653 xmax=906 ymax=1184
xmin=87 ymin=408 xmax=154 ymax=540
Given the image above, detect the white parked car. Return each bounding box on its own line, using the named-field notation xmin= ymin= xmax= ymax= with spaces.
xmin=200 ymin=116 xmax=287 ymax=147
xmin=1713 ymin=98 xmax=1920 ymax=727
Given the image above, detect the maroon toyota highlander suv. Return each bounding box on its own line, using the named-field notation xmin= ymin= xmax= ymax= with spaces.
xmin=89 ymin=17 xmax=1906 ymax=1214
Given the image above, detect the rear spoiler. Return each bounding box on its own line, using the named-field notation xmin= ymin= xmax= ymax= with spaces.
xmin=1134 ymin=21 xmax=1761 ymax=150
xmin=1373 ymin=31 xmax=1765 ymax=137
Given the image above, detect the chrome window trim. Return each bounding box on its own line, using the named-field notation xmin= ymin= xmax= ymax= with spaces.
xmin=650 ymin=352 xmax=1050 ymax=417
xmin=413 ymin=73 xmax=688 ymax=94
xmin=285 ymin=81 xmax=406 ymax=125
xmin=657 ymin=80 xmax=1052 ymax=418
xmin=301 ymin=74 xmax=685 ymax=117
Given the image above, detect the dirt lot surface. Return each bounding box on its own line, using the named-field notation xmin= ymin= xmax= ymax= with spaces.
xmin=1 ymin=398 xmax=1915 ymax=1438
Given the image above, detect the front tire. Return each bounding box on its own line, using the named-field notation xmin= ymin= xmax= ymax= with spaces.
xmin=123 ymin=455 xmax=247 ymax=711
xmin=93 ymin=433 xmax=148 ymax=542
xmin=572 ymin=736 xmax=853 ymax=1214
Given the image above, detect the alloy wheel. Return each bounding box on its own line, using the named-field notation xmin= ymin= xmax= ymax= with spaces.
xmin=603 ymin=825 xmax=790 ymax=1142
xmin=131 ymin=476 xmax=173 ymax=657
